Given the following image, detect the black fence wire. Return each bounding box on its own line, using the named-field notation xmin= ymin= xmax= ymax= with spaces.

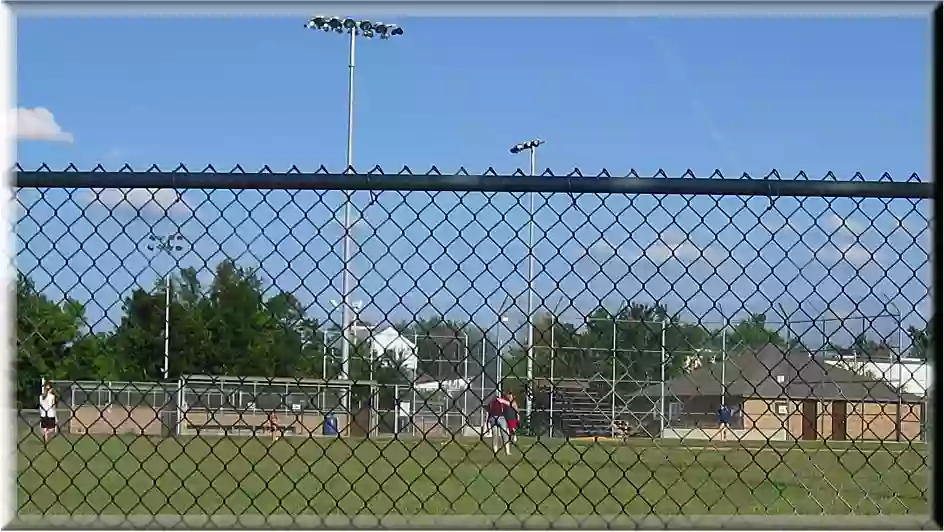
xmin=12 ymin=164 xmax=936 ymax=528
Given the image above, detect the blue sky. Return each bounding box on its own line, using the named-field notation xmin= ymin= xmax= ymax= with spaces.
xmin=15 ymin=16 xmax=933 ymax=350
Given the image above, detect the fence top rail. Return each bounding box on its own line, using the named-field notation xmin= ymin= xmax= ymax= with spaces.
xmin=14 ymin=164 xmax=931 ymax=199
xmin=181 ymin=374 xmax=375 ymax=387
xmin=58 ymin=380 xmax=173 ymax=388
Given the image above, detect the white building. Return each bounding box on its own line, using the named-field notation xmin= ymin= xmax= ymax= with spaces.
xmin=330 ymin=325 xmax=419 ymax=371
xmin=369 ymin=326 xmax=419 ymax=371
xmin=825 ymin=357 xmax=930 ymax=397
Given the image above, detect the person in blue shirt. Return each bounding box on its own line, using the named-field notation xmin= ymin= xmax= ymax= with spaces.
xmin=718 ymin=404 xmax=731 ymax=441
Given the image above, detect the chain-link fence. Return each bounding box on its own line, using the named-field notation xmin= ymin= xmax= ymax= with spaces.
xmin=14 ymin=165 xmax=934 ymax=527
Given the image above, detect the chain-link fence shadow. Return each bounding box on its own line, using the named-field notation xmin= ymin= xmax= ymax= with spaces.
xmin=12 ymin=165 xmax=936 ymax=528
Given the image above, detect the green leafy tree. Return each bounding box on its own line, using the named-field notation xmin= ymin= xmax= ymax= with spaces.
xmin=726 ymin=313 xmax=787 ymax=352
xmin=907 ymin=315 xmax=934 ymax=361
xmin=504 ymin=301 xmax=717 ymax=387
xmin=15 ymin=274 xmax=88 ymax=406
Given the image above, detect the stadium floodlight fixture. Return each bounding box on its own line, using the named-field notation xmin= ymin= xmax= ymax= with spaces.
xmin=376 ymin=23 xmax=402 ymax=40
xmin=306 ymin=17 xmax=404 ymax=41
xmin=509 ymin=139 xmax=545 ymax=154
xmin=306 ymin=16 xmax=327 ymax=29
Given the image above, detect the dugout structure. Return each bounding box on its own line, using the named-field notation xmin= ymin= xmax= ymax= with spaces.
xmin=178 ymin=375 xmax=378 ymax=438
xmin=61 ymin=380 xmax=179 ymax=436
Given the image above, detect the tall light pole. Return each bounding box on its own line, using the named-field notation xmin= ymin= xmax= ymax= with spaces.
xmin=510 ymin=138 xmax=545 ymax=425
xmin=146 ymin=233 xmax=187 ymax=380
xmin=306 ymin=16 xmax=404 ymax=385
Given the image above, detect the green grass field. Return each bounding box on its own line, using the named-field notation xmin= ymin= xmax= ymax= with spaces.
xmin=17 ymin=432 xmax=928 ymax=517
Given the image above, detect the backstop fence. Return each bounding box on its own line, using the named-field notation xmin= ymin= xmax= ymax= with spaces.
xmin=14 ymin=165 xmax=935 ymax=526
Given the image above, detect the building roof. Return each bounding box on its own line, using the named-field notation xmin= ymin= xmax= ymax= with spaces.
xmin=641 ymin=344 xmax=924 ymax=403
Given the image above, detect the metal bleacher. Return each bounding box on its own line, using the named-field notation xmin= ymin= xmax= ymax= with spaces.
xmin=535 ymin=380 xmax=614 ymax=438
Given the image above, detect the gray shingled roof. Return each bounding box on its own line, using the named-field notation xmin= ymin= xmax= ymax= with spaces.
xmin=641 ymin=344 xmax=923 ymax=403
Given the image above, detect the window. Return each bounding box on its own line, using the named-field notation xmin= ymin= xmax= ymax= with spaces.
xmin=775 ymin=402 xmax=789 ymax=415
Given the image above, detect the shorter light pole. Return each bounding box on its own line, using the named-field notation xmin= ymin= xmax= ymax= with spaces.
xmin=510 ymin=138 xmax=545 ymax=425
xmin=497 ymin=315 xmax=509 ymax=393
xmin=883 ymin=293 xmax=903 ymax=441
xmin=721 ymin=327 xmax=727 ymax=406
xmin=659 ymin=319 xmax=667 ymax=438
xmin=480 ymin=339 xmax=487 ymax=427
xmin=461 ymin=331 xmax=470 ymax=429
xmin=146 ymin=233 xmax=187 ymax=380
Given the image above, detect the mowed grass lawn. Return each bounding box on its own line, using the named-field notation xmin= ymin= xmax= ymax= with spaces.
xmin=17 ymin=432 xmax=928 ymax=516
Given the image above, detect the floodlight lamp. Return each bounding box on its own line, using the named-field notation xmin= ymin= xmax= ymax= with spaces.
xmin=328 ymin=17 xmax=342 ymax=28
xmin=309 ymin=16 xmax=327 ymax=27
xmin=343 ymin=18 xmax=357 ymax=29
xmin=510 ymin=145 xmax=523 ymax=154
xmin=359 ymin=20 xmax=372 ymax=31
xmin=390 ymin=26 xmax=404 ymax=36
xmin=374 ymin=23 xmax=388 ymax=34
xmin=363 ymin=30 xmax=374 ymax=38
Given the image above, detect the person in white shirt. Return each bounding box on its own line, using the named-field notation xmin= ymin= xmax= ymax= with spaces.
xmin=39 ymin=382 xmax=57 ymax=442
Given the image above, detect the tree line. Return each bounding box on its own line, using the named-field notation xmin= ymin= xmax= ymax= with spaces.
xmin=16 ymin=259 xmax=934 ymax=407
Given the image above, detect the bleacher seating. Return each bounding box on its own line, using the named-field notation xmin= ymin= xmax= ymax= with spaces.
xmin=534 ymin=380 xmax=615 ymax=438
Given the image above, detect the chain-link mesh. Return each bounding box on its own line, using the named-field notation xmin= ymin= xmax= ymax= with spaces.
xmin=13 ymin=165 xmax=934 ymax=527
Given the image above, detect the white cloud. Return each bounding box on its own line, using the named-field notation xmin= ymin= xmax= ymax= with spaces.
xmin=85 ymin=188 xmax=192 ymax=217
xmin=14 ymin=107 xmax=74 ymax=143
xmin=822 ymin=213 xmax=866 ymax=236
xmin=588 ymin=238 xmax=616 ymax=258
xmin=103 ymin=148 xmax=125 ymax=161
xmin=815 ymin=241 xmax=876 ymax=266
xmin=644 ymin=231 xmax=725 ymax=265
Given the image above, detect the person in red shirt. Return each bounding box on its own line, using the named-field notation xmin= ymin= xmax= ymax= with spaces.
xmin=505 ymin=392 xmax=519 ymax=443
xmin=486 ymin=392 xmax=512 ymax=456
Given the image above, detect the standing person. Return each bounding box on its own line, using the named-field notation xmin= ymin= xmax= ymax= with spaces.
xmin=267 ymin=411 xmax=281 ymax=442
xmin=486 ymin=392 xmax=512 ymax=456
xmin=39 ymin=382 xmax=57 ymax=442
xmin=717 ymin=404 xmax=731 ymax=442
xmin=505 ymin=392 xmax=520 ymax=444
